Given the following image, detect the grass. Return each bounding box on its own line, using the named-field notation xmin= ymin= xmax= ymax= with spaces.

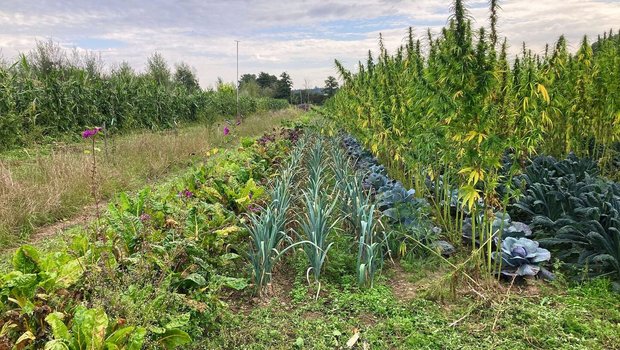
xmin=204 ymin=256 xmax=620 ymax=350
xmin=0 ymin=108 xmax=304 ymax=248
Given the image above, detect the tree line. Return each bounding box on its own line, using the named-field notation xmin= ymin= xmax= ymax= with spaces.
xmin=239 ymin=72 xmax=339 ymax=105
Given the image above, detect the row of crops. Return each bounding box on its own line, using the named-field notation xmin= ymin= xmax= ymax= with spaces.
xmin=0 ymin=117 xmax=440 ymax=348
xmin=0 ymin=42 xmax=288 ymax=150
xmin=0 ymin=122 xmax=306 ymax=348
xmin=1 ymin=114 xmax=618 ymax=347
xmin=326 ymin=0 xmax=620 ymax=287
xmin=248 ymin=127 xmax=450 ymax=297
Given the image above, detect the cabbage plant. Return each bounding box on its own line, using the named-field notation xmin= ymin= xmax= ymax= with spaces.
xmin=493 ymin=237 xmax=551 ymax=277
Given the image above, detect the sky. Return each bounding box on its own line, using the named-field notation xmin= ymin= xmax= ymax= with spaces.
xmin=0 ymin=0 xmax=619 ymax=89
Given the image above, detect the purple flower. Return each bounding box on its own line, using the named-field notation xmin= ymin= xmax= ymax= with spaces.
xmin=140 ymin=213 xmax=151 ymax=222
xmin=248 ymin=191 xmax=254 ymax=200
xmin=248 ymin=204 xmax=261 ymax=213
xmin=235 ymin=119 xmax=241 ymax=126
xmin=178 ymin=189 xmax=193 ymax=199
xmin=223 ymin=126 xmax=230 ymax=136
xmin=82 ymin=127 xmax=102 ymax=139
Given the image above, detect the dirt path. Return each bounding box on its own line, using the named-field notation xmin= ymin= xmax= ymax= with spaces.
xmin=32 ymin=203 xmax=103 ymax=244
xmin=386 ymin=262 xmax=420 ymax=301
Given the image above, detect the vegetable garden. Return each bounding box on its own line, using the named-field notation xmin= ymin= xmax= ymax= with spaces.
xmin=1 ymin=0 xmax=620 ymax=349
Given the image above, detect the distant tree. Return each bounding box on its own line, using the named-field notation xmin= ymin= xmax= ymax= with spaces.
xmin=256 ymin=72 xmax=278 ymax=90
xmin=239 ymin=73 xmax=257 ymax=85
xmin=240 ymin=79 xmax=261 ymax=97
xmin=147 ymin=52 xmax=170 ymax=86
xmin=323 ymin=76 xmax=339 ymax=97
xmin=174 ymin=62 xmax=200 ymax=91
xmin=29 ymin=39 xmax=66 ymax=76
xmin=275 ymin=72 xmax=293 ymax=100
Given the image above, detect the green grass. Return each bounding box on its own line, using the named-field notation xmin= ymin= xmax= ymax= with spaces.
xmin=200 ymin=261 xmax=620 ymax=350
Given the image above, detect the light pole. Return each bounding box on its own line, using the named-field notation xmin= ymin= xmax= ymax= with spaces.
xmin=235 ymin=40 xmax=240 ymax=118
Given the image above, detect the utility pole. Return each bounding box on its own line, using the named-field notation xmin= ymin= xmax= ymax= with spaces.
xmin=235 ymin=40 xmax=240 ymax=118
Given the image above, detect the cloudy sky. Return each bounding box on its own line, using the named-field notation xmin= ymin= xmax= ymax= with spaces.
xmin=1 ymin=0 xmax=619 ymax=88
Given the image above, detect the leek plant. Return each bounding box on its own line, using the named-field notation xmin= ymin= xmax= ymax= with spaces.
xmin=297 ymin=136 xmax=339 ymax=298
xmin=247 ymin=139 xmax=305 ymax=294
xmin=329 ymin=141 xmax=370 ymax=233
xmin=356 ymin=203 xmax=384 ymax=288
xmin=247 ymin=205 xmax=288 ymax=294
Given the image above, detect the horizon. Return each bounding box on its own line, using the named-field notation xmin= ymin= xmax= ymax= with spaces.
xmin=1 ymin=0 xmax=619 ymax=89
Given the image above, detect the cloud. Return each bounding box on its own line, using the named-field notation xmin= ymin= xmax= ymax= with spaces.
xmin=0 ymin=0 xmax=618 ymax=88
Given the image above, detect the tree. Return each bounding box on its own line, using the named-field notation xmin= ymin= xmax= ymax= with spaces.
xmin=146 ymin=52 xmax=170 ymax=86
xmin=174 ymin=62 xmax=200 ymax=91
xmin=240 ymin=79 xmax=261 ymax=97
xmin=275 ymin=72 xmax=293 ymax=100
xmin=256 ymin=72 xmax=278 ymax=90
xmin=239 ymin=73 xmax=257 ymax=85
xmin=323 ymin=76 xmax=339 ymax=97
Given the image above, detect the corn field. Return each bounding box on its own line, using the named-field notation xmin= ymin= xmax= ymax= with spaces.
xmin=0 ymin=41 xmax=288 ymax=151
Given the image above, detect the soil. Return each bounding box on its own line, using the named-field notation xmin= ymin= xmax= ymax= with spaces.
xmin=386 ymin=262 xmax=420 ymax=302
xmin=30 ymin=203 xmax=104 ymax=244
xmin=223 ymin=260 xmax=297 ymax=316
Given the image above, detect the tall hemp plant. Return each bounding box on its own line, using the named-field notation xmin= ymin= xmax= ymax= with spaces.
xmin=324 ymin=0 xmax=620 ymax=274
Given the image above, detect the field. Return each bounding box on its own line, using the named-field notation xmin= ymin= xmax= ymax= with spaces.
xmin=1 ymin=1 xmax=620 ymax=349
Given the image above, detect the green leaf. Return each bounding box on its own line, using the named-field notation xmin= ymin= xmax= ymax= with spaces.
xmin=216 ymin=275 xmax=248 ymax=291
xmin=183 ymin=273 xmax=206 ymax=287
xmin=13 ymin=245 xmax=41 ymax=273
xmin=105 ymin=326 xmax=135 ymax=346
xmin=72 ymin=306 xmax=109 ymax=350
xmin=219 ymin=253 xmax=241 ymax=262
xmin=44 ymin=339 xmax=70 ymax=350
xmin=164 ymin=313 xmax=191 ymax=330
xmin=156 ymin=329 xmax=192 ymax=349
xmin=127 ymin=327 xmax=147 ymax=350
xmin=45 ymin=312 xmax=70 ymax=341
xmin=3 ymin=271 xmax=39 ymax=299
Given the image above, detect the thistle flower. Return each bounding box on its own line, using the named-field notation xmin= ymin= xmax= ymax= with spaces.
xmin=82 ymin=127 xmax=102 ymax=139
xmin=223 ymin=126 xmax=230 ymax=136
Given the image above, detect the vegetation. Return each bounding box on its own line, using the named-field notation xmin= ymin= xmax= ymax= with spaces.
xmin=327 ymin=0 xmax=620 ymax=281
xmin=0 ymin=41 xmax=288 ymax=151
xmin=239 ymin=71 xmax=294 ymax=100
xmin=1 ymin=1 xmax=619 ymax=349
xmin=0 ymin=117 xmax=307 ymax=348
xmin=0 ymin=109 xmax=300 ymax=249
